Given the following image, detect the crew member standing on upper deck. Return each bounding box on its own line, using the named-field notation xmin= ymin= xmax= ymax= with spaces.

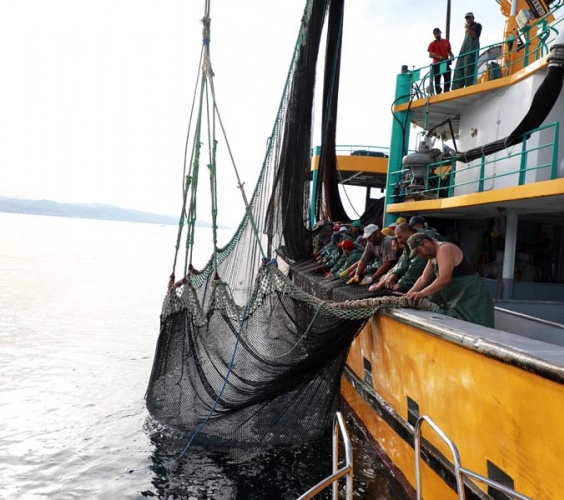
xmin=428 ymin=28 xmax=454 ymax=94
xmin=452 ymin=12 xmax=482 ymax=90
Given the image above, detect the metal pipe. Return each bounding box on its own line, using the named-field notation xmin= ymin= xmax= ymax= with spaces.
xmin=415 ymin=415 xmax=465 ymax=500
xmin=501 ymin=209 xmax=518 ymax=299
xmin=296 ymin=412 xmax=354 ymax=500
xmin=459 ymin=468 xmax=532 ymax=500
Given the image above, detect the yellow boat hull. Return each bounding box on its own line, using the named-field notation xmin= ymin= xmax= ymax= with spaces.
xmin=343 ymin=311 xmax=564 ymax=499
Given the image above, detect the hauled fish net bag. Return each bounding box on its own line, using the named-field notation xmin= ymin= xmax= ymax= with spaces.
xmin=145 ymin=0 xmax=438 ymax=448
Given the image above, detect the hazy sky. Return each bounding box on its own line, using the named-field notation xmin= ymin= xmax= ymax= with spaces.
xmin=0 ymin=1 xmax=505 ymax=225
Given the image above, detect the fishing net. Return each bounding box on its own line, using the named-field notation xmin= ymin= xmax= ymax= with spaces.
xmin=145 ymin=0 xmax=440 ymax=448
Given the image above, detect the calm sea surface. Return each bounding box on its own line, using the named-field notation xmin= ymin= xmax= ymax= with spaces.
xmin=0 ymin=213 xmax=404 ymax=499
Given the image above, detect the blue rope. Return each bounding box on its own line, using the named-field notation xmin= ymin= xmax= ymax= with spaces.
xmin=167 ymin=260 xmax=278 ymax=465
xmin=165 ymin=297 xmax=251 ymax=466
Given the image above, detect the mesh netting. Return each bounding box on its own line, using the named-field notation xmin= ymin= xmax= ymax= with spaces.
xmin=147 ymin=264 xmax=440 ymax=447
xmin=146 ymin=266 xmax=362 ymax=447
xmin=146 ymin=0 xmax=441 ymax=448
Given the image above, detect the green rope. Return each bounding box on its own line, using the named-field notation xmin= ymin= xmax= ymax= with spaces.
xmin=172 ymin=0 xmax=317 ymax=286
xmin=182 ymin=0 xmax=315 ymax=289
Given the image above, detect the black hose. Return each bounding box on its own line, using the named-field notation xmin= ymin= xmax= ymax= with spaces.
xmin=454 ymin=43 xmax=564 ymax=164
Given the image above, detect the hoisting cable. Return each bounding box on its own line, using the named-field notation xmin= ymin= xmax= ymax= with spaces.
xmin=200 ymin=15 xmax=221 ymax=273
xmin=173 ymin=9 xmax=211 ymax=288
xmin=171 ymin=1 xmax=267 ymax=293
xmin=164 ymin=0 xmax=263 ymax=466
xmin=169 ymin=47 xmax=204 ymax=290
xmin=208 ymin=88 xmax=267 ymax=261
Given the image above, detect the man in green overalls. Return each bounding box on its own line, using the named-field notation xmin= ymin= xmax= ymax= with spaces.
xmin=452 ymin=12 xmax=482 ymax=90
xmin=404 ymin=233 xmax=494 ymax=328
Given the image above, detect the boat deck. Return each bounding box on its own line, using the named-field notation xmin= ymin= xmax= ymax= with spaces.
xmin=289 ymin=259 xmax=564 ymax=380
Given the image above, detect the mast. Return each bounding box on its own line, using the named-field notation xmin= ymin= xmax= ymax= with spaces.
xmin=445 ymin=0 xmax=451 ymax=40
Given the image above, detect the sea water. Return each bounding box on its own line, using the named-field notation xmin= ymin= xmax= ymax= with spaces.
xmin=0 ymin=213 xmax=405 ymax=499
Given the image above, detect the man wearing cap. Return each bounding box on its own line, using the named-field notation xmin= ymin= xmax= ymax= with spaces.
xmin=319 ymin=227 xmax=352 ymax=270
xmin=428 ymin=28 xmax=454 ymax=94
xmin=327 ymin=238 xmax=364 ymax=279
xmin=452 ymin=12 xmax=482 ymax=90
xmin=316 ymin=226 xmax=345 ymax=264
xmin=349 ymin=220 xmax=364 ymax=241
xmin=409 ymin=215 xmax=427 ymax=231
xmin=409 ymin=215 xmax=444 ymax=241
xmin=346 ymin=224 xmax=382 ymax=284
xmin=404 ymin=233 xmax=494 ymax=327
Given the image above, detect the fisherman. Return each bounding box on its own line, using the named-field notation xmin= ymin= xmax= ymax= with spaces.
xmin=316 ymin=224 xmax=344 ymax=261
xmin=409 ymin=215 xmax=444 ymax=240
xmin=368 ymin=223 xmax=427 ymax=293
xmin=349 ymin=220 xmax=364 ymax=242
xmin=404 ymin=232 xmax=495 ymax=327
xmin=318 ymin=226 xmax=351 ymax=272
xmin=312 ymin=221 xmax=333 ymax=254
xmin=452 ymin=12 xmax=482 ymax=89
xmin=326 ymin=238 xmax=364 ymax=279
xmin=360 ymin=233 xmax=400 ymax=286
xmin=346 ymin=224 xmax=381 ymax=284
xmin=409 ymin=215 xmax=427 ymax=231
xmin=428 ymin=27 xmax=454 ymax=94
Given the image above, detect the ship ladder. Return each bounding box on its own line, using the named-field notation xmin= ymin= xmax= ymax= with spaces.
xmin=297 ymin=412 xmax=353 ymax=500
xmin=414 ymin=415 xmax=532 ymax=500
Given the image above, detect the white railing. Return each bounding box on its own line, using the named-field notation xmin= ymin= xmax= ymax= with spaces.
xmin=415 ymin=415 xmax=532 ymax=500
xmin=297 ymin=412 xmax=354 ymax=500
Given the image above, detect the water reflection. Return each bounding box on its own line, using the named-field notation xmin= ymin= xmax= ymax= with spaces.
xmin=143 ymin=416 xmax=334 ymax=499
xmin=143 ymin=410 xmax=408 ymax=500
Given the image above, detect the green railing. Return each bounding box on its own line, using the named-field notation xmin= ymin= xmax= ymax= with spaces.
xmin=410 ymin=9 xmax=564 ymax=99
xmin=311 ymin=145 xmax=390 ymax=157
xmin=389 ymin=121 xmax=560 ymax=202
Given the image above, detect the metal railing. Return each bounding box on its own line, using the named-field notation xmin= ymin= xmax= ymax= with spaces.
xmin=389 ymin=121 xmax=559 ymax=202
xmin=409 ymin=8 xmax=564 ymax=100
xmin=311 ymin=144 xmax=390 ymax=157
xmin=297 ymin=412 xmax=354 ymax=500
xmin=414 ymin=415 xmax=532 ymax=500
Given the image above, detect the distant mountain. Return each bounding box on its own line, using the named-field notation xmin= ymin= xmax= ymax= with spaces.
xmin=0 ymin=197 xmax=184 ymax=225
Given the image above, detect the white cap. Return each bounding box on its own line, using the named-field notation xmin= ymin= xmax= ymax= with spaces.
xmin=362 ymin=224 xmax=380 ymax=239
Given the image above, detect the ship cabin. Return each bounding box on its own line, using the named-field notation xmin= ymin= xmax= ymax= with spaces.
xmin=380 ymin=3 xmax=564 ymax=328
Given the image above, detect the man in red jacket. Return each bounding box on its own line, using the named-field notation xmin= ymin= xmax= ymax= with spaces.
xmin=428 ymin=28 xmax=454 ymax=94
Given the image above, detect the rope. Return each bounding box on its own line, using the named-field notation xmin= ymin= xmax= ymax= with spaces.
xmin=163 ymin=264 xmax=444 ymax=323
xmin=210 ymin=97 xmax=267 ymax=261
xmin=170 ymin=47 xmax=204 ymax=280
xmin=166 ymin=297 xmax=251 ymax=465
xmin=265 ymin=299 xmax=326 ymax=359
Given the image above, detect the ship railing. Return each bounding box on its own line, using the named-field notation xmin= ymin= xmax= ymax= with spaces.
xmin=415 ymin=415 xmax=532 ymax=500
xmin=296 ymin=412 xmax=353 ymax=500
xmin=409 ymin=8 xmax=564 ymax=100
xmin=389 ymin=121 xmax=559 ymax=202
xmin=311 ymin=144 xmax=390 ymax=157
